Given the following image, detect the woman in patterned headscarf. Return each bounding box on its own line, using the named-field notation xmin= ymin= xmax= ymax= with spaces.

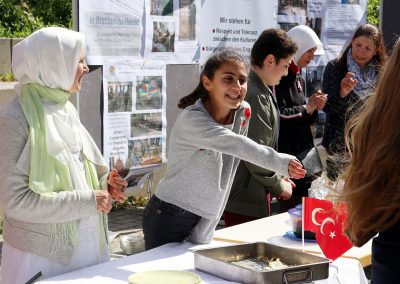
xmin=322 ymin=24 xmax=386 ymax=181
xmin=0 ymin=27 xmax=126 ymax=283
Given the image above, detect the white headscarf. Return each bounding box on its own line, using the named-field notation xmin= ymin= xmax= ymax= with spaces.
xmin=12 ymin=27 xmax=107 ymax=195
xmin=287 ymin=25 xmax=323 ymax=66
xmin=12 ymin=27 xmax=84 ymax=91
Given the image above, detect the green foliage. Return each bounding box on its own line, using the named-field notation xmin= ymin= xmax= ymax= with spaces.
xmin=0 ymin=72 xmax=16 ymax=82
xmin=0 ymin=0 xmax=44 ymax=37
xmin=367 ymin=0 xmax=380 ymax=26
xmin=27 ymin=0 xmax=72 ymax=28
xmin=112 ymin=195 xmax=149 ymax=210
xmin=0 ymin=0 xmax=72 ymax=38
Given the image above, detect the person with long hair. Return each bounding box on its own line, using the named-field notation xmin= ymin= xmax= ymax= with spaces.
xmin=322 ymin=24 xmax=386 ymax=180
xmin=0 ymin=27 xmax=126 ymax=283
xmin=341 ymin=38 xmax=400 ymax=283
xmin=224 ymin=29 xmax=298 ymax=226
xmin=142 ymin=50 xmax=306 ymax=250
xmin=275 ymin=25 xmax=327 ymax=212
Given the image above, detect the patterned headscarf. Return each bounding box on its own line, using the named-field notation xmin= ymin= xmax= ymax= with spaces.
xmin=347 ymin=48 xmax=377 ymax=98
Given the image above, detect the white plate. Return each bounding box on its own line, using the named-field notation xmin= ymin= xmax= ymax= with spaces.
xmin=128 ymin=270 xmax=202 ymax=284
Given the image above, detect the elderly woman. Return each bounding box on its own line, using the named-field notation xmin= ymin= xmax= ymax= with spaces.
xmin=275 ymin=25 xmax=327 ymax=211
xmin=0 ymin=27 xmax=126 ymax=283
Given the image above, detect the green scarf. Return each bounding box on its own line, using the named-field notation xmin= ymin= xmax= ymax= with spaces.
xmin=19 ymin=83 xmax=107 ymax=257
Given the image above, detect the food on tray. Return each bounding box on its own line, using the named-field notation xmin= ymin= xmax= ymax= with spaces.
xmin=231 ymin=256 xmax=291 ymax=272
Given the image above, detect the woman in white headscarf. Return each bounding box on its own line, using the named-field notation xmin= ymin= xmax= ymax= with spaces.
xmin=0 ymin=27 xmax=126 ymax=283
xmin=275 ymin=25 xmax=327 ymax=212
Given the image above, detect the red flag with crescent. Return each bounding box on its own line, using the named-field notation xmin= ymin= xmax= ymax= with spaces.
xmin=303 ymin=197 xmax=353 ymax=260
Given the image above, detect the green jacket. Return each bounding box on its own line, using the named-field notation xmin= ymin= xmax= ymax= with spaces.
xmin=225 ymin=70 xmax=285 ymax=218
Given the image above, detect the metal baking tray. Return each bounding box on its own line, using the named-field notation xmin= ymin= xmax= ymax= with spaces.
xmin=194 ymin=242 xmax=329 ymax=284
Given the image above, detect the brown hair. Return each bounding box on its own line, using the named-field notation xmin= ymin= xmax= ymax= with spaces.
xmin=337 ymin=24 xmax=387 ymax=78
xmin=178 ymin=51 xmax=247 ymax=109
xmin=251 ymin=28 xmax=297 ymax=68
xmin=341 ymin=38 xmax=400 ymax=246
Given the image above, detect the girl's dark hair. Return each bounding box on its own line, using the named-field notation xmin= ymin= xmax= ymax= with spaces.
xmin=178 ymin=51 xmax=247 ymax=109
xmin=337 ymin=24 xmax=387 ymax=78
xmin=251 ymin=28 xmax=297 ymax=68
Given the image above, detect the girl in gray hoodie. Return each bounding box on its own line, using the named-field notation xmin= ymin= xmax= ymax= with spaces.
xmin=142 ymin=51 xmax=305 ymax=250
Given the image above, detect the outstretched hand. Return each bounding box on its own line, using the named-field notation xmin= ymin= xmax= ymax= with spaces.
xmin=288 ymin=159 xmax=306 ymax=179
xmin=108 ymin=169 xmax=127 ymax=203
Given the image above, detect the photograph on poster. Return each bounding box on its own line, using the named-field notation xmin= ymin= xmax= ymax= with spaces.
xmin=108 ymin=82 xmax=133 ymax=113
xmin=135 ymin=76 xmax=163 ymax=110
xmin=341 ymin=0 xmax=360 ymax=4
xmin=306 ymin=17 xmax=322 ymax=38
xmin=109 ymin=156 xmax=130 ymax=178
xmin=150 ymin=0 xmax=173 ymax=16
xmin=278 ymin=0 xmax=307 ymax=17
xmin=179 ymin=0 xmax=196 ymax=41
xmin=279 ymin=22 xmax=298 ymax=32
xmin=131 ymin=112 xmax=162 ymax=137
xmin=152 ymin=21 xmax=175 ymax=52
xmin=306 ymin=66 xmax=325 ymax=97
xmin=128 ymin=138 xmax=163 ymax=167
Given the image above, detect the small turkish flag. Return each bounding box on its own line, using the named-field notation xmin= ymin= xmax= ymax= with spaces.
xmin=303 ymin=197 xmax=353 ymax=260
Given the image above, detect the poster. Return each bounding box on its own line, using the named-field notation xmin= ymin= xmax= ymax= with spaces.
xmin=198 ymin=0 xmax=277 ymax=65
xmin=321 ymin=0 xmax=367 ymax=61
xmin=143 ymin=0 xmax=200 ymax=63
xmin=103 ymin=59 xmax=167 ymax=186
xmin=79 ymin=0 xmax=144 ymax=65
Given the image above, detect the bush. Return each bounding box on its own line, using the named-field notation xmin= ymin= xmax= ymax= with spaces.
xmin=112 ymin=195 xmax=149 ymax=210
xmin=0 ymin=72 xmax=16 ymax=82
xmin=0 ymin=0 xmax=44 ymax=37
xmin=367 ymin=0 xmax=380 ymax=26
xmin=27 ymin=0 xmax=72 ymax=28
xmin=0 ymin=0 xmax=71 ymax=38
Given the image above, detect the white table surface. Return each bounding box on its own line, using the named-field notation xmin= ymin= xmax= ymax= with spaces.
xmin=38 ymin=241 xmax=367 ymax=284
xmin=213 ymin=213 xmax=372 ymax=267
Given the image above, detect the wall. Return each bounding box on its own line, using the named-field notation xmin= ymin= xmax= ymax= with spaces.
xmin=0 ymin=38 xmax=24 ymax=74
xmin=380 ymin=0 xmax=400 ymax=51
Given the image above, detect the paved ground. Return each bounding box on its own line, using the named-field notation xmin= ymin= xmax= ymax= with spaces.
xmin=108 ymin=206 xmax=146 ymax=258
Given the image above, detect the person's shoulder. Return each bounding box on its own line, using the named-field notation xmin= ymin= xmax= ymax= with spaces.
xmin=277 ymin=71 xmax=296 ymax=90
xmin=326 ymin=59 xmax=340 ymax=69
xmin=323 ymin=59 xmax=340 ymax=76
xmin=177 ymin=100 xmax=208 ymax=123
xmin=240 ymin=100 xmax=251 ymax=111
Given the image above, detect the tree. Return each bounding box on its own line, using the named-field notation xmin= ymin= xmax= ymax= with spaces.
xmin=0 ymin=0 xmax=44 ymax=37
xmin=367 ymin=0 xmax=380 ymax=26
xmin=0 ymin=0 xmax=71 ymax=37
xmin=27 ymin=0 xmax=72 ymax=28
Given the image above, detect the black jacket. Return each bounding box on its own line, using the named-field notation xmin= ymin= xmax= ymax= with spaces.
xmin=321 ymin=59 xmax=361 ymax=154
xmin=275 ymin=69 xmax=317 ymax=156
xmin=275 ymin=68 xmax=318 ymax=197
xmin=371 ymin=220 xmax=400 ymax=283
